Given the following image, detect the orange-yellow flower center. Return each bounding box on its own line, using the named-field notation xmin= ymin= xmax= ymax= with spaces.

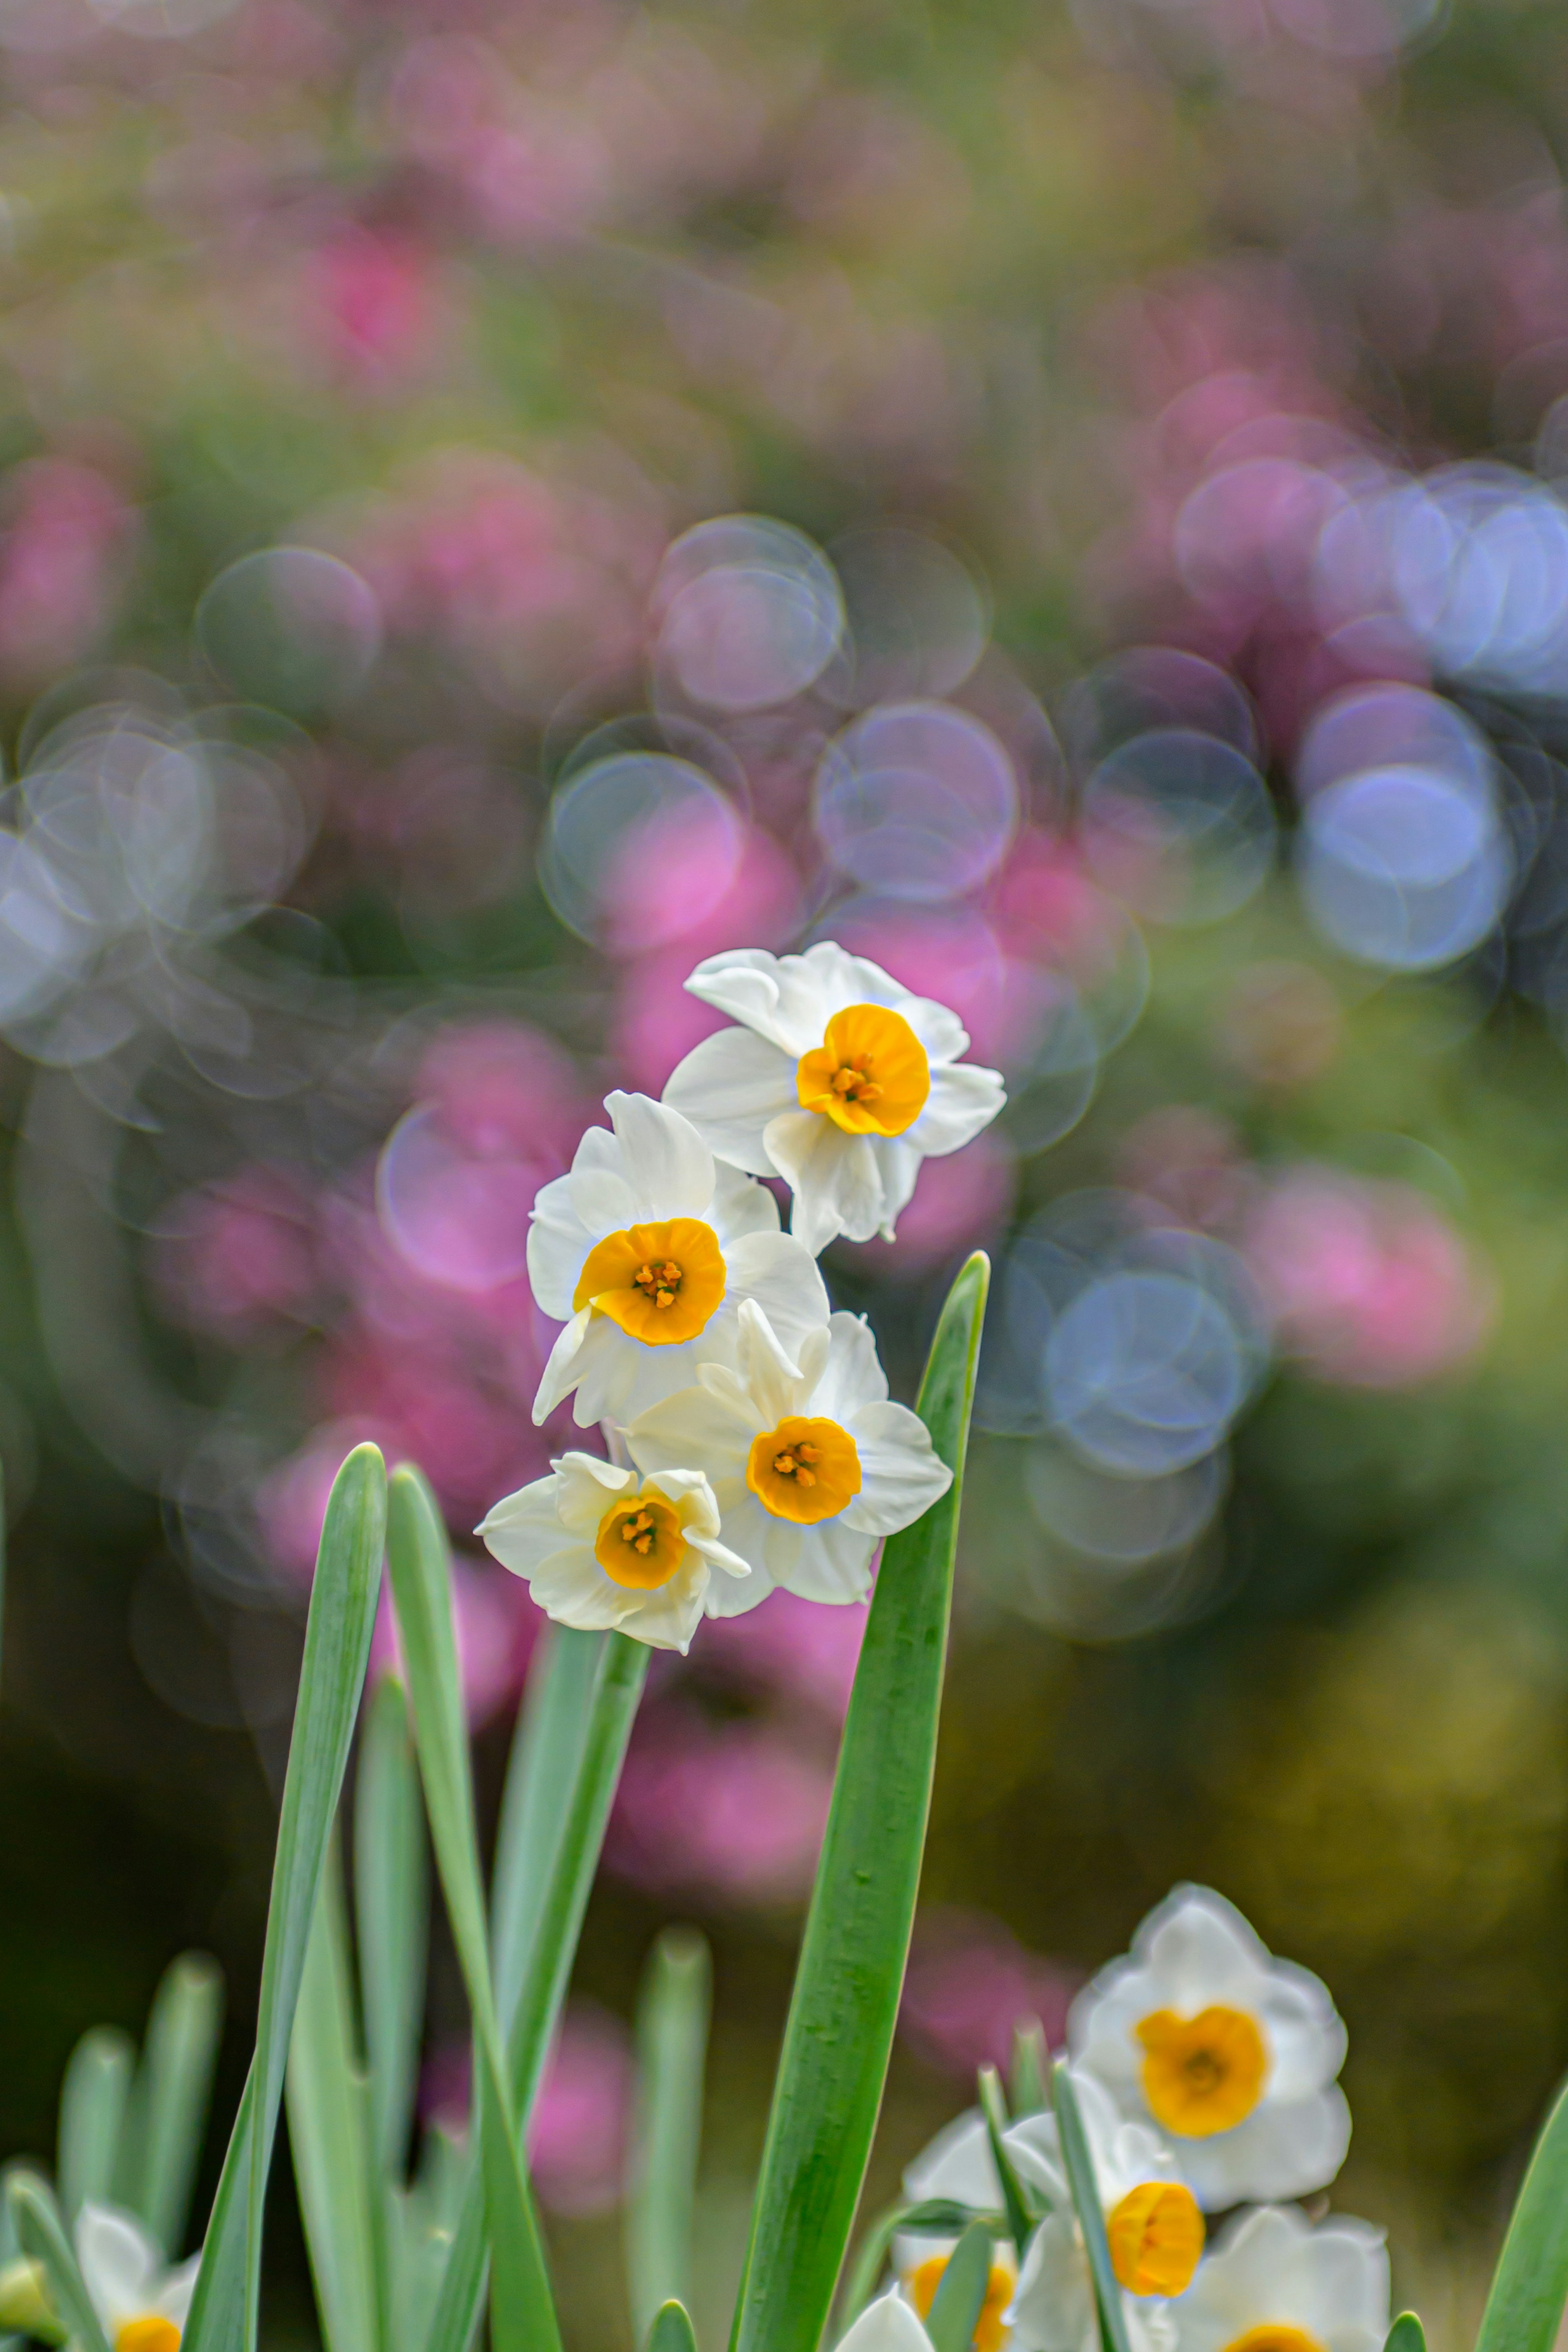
xmin=117 ymin=2323 xmax=182 ymax=2352
xmin=574 ymin=1217 xmax=726 ymax=1345
xmin=910 ymin=2252 xmax=1014 ymax=2352
xmin=1136 ymin=2005 xmax=1267 ymax=2137
xmin=1107 ymin=2180 xmax=1205 ymax=2297
xmin=1222 ymin=2329 xmax=1327 ymax=2352
xmin=795 ymin=1002 xmax=931 ymax=1138
xmin=593 ymin=1490 xmax=688 ymax=1590
xmin=746 ymin=1414 xmax=862 ymax=1524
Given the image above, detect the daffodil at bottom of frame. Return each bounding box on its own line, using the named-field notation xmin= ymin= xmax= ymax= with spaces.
xmin=1167 ymin=2206 xmax=1389 ymax=2352
xmin=76 ymin=2204 xmax=199 ymax=2352
xmin=624 ymin=1298 xmax=952 ymax=1612
xmin=477 ymin=1454 xmax=750 ymax=1653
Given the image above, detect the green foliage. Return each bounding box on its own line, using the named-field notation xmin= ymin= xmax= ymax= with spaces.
xmin=976 ymin=2067 xmax=1034 ymax=2257
xmin=645 ymin=2302 xmax=699 ymax=2352
xmin=1009 ymin=2024 xmax=1048 ymax=2121
xmin=1384 ymin=2317 xmax=1427 ymax=2352
xmin=1475 ymin=2075 xmax=1568 ymax=2352
xmin=626 ymin=1927 xmax=712 ymax=2339
xmin=7 ymin=2173 xmax=110 ymax=2352
xmin=354 ymin=1675 xmax=429 ymax=2183
xmin=57 ymin=2030 xmax=132 ymax=2226
xmin=1051 ymin=2062 xmax=1131 ymax=2352
xmin=118 ymin=1954 xmax=225 ymax=2257
xmin=728 ymin=1252 xmax=990 ymax=2352
xmin=287 ymin=1839 xmax=379 ymax=2352
xmin=924 ymin=2223 xmax=994 ymax=2352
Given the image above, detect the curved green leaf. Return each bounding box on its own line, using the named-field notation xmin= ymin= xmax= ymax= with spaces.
xmin=355 ymin=1672 xmax=429 ymax=2180
xmin=287 ymin=1838 xmax=377 ymax=2352
xmin=728 ymin=1252 xmax=990 ymax=2352
xmin=1384 ymin=2316 xmax=1426 ymax=2352
xmin=8 ymin=2172 xmax=110 ymax=2352
xmin=385 ymin=1464 xmax=561 ymax=2352
xmin=924 ymin=2223 xmax=993 ymax=2352
xmin=1051 ymin=2062 xmax=1131 ymax=2352
xmin=1009 ymin=2023 xmax=1048 ymax=2122
xmin=119 ymin=1953 xmax=224 ymax=2257
xmin=58 ymin=2029 xmax=133 ymax=2225
xmin=646 ymin=2303 xmax=699 ymax=2352
xmin=1476 ymin=2076 xmax=1568 ymax=2352
xmin=626 ymin=1928 xmax=711 ymax=2340
xmin=976 ymin=2068 xmax=1033 ymax=2257
xmin=182 ymin=1442 xmax=387 ymax=2352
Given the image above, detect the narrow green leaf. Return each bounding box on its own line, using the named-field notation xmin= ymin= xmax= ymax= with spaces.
xmin=421 ymin=1627 xmax=648 ymax=2352
xmin=58 ymin=2029 xmax=133 ymax=2225
xmin=728 ymin=1252 xmax=989 ymax=2352
xmin=976 ymin=2068 xmax=1033 ymax=2256
xmin=355 ymin=1672 xmax=430 ymax=2179
xmin=646 ymin=2303 xmax=699 ymax=2352
xmin=287 ymin=1838 xmax=379 ymax=2352
xmin=119 ymin=1953 xmax=225 ymax=2255
xmin=1009 ymin=2023 xmax=1048 ymax=2121
xmin=1051 ymin=2062 xmax=1131 ymax=2352
xmin=1384 ymin=2316 xmax=1426 ymax=2352
xmin=491 ymin=1627 xmax=602 ymax=2026
xmin=837 ymin=2205 xmax=907 ymax=2339
xmin=626 ymin=1928 xmax=711 ymax=2340
xmin=1475 ymin=2074 xmax=1568 ymax=2352
xmin=8 ymin=2172 xmax=111 ymax=2352
xmin=182 ymin=1442 xmax=388 ymax=2352
xmin=385 ymin=1464 xmax=561 ymax=2352
xmin=924 ymin=2222 xmax=993 ymax=2352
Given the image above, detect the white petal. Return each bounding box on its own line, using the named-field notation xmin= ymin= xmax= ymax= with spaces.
xmin=477 ymin=1472 xmax=573 ymax=1574
xmin=76 ymin=2205 xmax=157 ymax=2329
xmin=626 ymin=1385 xmax=756 ymax=1485
xmin=532 ymin=1306 xmax=594 ymax=1425
xmin=836 ymin=2291 xmax=935 ymax=2352
xmin=764 ymin=1511 xmax=877 ymax=1603
xmin=908 ymin=1062 xmax=1007 ymax=1156
xmin=842 ymin=1401 xmax=952 ymax=1535
xmin=1256 ymin=1962 xmax=1349 ymax=2099
xmin=726 ymin=1231 xmax=832 ymax=1358
xmin=1173 ymin=2205 xmax=1388 ymax=2352
xmin=644 ymin=1463 xmax=724 ymax=1538
xmin=706 ymin=1489 xmax=779 ymax=1586
xmin=733 ymin=1296 xmax=809 ymax=1425
xmin=811 ymin=1313 xmax=890 ymax=1417
xmin=711 ymin=1158 xmax=782 ymax=1238
xmin=526 ymin=1178 xmax=594 ymax=1318
xmin=157 ymin=2257 xmax=202 ymax=2330
xmin=903 ymin=2109 xmax=1000 ymax=2207
xmin=664 ymin=1028 xmax=799 ymax=1176
xmin=1003 ymin=2112 xmax=1066 ymax=2205
xmin=869 ymin=1138 xmax=922 ymax=1238
xmin=565 ymin=1124 xmax=640 ymax=1235
xmin=1174 ymin=2085 xmax=1352 ymax=2209
xmin=763 ymin=1110 xmax=885 ymax=1252
xmin=686 ymin=1528 xmax=754 ymax=1580
xmin=685 ymin=948 xmax=833 ymax=1056
xmin=1006 ymin=2212 xmax=1096 ymax=2352
xmin=605 ymin=1091 xmax=715 ymax=1218
xmin=1139 ymin=1886 xmax=1273 ymax=2009
xmin=550 ymin=1451 xmax=636 ymax=1535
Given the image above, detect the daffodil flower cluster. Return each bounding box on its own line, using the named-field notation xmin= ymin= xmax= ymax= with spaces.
xmin=873 ymin=1886 xmax=1388 ymax=2352
xmin=479 ymin=944 xmax=1005 ymax=1650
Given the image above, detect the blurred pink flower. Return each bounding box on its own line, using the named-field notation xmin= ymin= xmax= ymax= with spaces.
xmin=305 ymin=229 xmax=440 ymax=388
xmin=900 ymin=1910 xmax=1079 ymax=2085
xmin=385 ymin=37 xmax=611 ymax=247
xmin=151 ymin=1165 xmax=318 ymax=1337
xmin=697 ymin=1586 xmax=866 ymax=1722
xmin=0 ymin=457 xmax=135 ymax=683
xmin=370 ymin=1554 xmax=541 ymax=1731
xmin=606 ymin=1704 xmax=833 ymax=1905
xmin=421 ymin=2001 xmax=633 ymax=2216
xmin=1242 ymin=1167 xmax=1494 ymax=1386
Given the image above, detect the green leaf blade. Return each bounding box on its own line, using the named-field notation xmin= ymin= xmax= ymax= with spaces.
xmin=355 ymin=1672 xmax=430 ymax=2181
xmin=924 ymin=2222 xmax=993 ymax=2352
xmin=626 ymin=1928 xmax=711 ymax=2341
xmin=1051 ymin=2062 xmax=1132 ymax=2352
xmin=286 ymin=1840 xmax=378 ymax=2352
xmin=58 ymin=2029 xmax=133 ymax=2226
xmin=121 ymin=1953 xmax=225 ymax=2256
xmin=8 ymin=2172 xmax=111 ymax=2352
xmin=646 ymin=2302 xmax=699 ymax=2352
xmin=182 ymin=1441 xmax=388 ymax=2352
xmin=1475 ymin=2076 xmax=1568 ymax=2352
xmin=728 ymin=1252 xmax=990 ymax=2352
xmin=976 ymin=2068 xmax=1033 ymax=2258
xmin=1384 ymin=2316 xmax=1426 ymax=2352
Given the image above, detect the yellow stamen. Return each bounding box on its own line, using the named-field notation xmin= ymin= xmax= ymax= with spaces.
xmin=575 ymin=1218 xmax=726 ymax=1346
xmin=595 ymin=1490 xmax=686 ymax=1590
xmin=796 ymin=1002 xmax=931 ymax=1138
xmin=747 ymin=1415 xmax=861 ymax=1525
xmin=1107 ymin=2180 xmax=1205 ymax=2296
xmin=1136 ymin=2005 xmax=1267 ymax=2137
xmin=117 ymin=2324 xmax=182 ymax=2352
xmin=910 ymin=2253 xmax=1014 ymax=2352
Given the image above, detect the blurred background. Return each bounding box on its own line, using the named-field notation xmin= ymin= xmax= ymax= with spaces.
xmin=0 ymin=0 xmax=1565 ymax=2339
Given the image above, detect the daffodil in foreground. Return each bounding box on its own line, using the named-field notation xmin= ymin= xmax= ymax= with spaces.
xmin=76 ymin=2204 xmax=199 ymax=2352
xmin=1169 ymin=2205 xmax=1389 ymax=2352
xmin=528 ymin=1089 xmax=827 ymax=1428
xmin=625 ymin=1300 xmax=952 ymax=1609
xmin=1070 ymin=1885 xmax=1350 ymax=2209
xmin=478 ymin=1455 xmax=749 ymax=1652
xmin=1004 ymin=2068 xmax=1197 ymax=2352
xmin=663 ymin=942 xmax=1006 ymax=1254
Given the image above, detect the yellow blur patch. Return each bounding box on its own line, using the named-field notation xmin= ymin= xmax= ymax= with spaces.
xmin=594 ymin=1490 xmax=687 ymax=1590
xmin=1223 ymin=2329 xmax=1327 ymax=2352
xmin=910 ymin=2252 xmax=1014 ymax=2352
xmin=116 ymin=2323 xmax=181 ymax=2352
xmin=746 ymin=1414 xmax=862 ymax=1524
xmin=796 ymin=1002 xmax=931 ymax=1138
xmin=574 ymin=1217 xmax=726 ymax=1345
xmin=1107 ymin=2179 xmax=1205 ymax=2296
xmin=1137 ymin=2005 xmax=1267 ymax=2137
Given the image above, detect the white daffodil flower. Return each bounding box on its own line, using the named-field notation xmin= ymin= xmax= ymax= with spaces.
xmin=625 ymin=1300 xmax=952 ymax=1612
xmin=76 ymin=2203 xmax=199 ymax=2352
xmin=1003 ymin=2067 xmax=1202 ymax=2352
xmin=1069 ymin=1886 xmax=1351 ymax=2211
xmin=903 ymin=2108 xmax=1007 ymax=2211
xmin=839 ymin=2292 xmax=940 ymax=2352
xmin=1170 ymin=2205 xmax=1389 ymax=2352
xmin=478 ymin=1454 xmax=750 ymax=1653
xmin=663 ymin=942 xmax=1006 ymax=1254
xmin=527 ymin=1089 xmax=829 ymax=1428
